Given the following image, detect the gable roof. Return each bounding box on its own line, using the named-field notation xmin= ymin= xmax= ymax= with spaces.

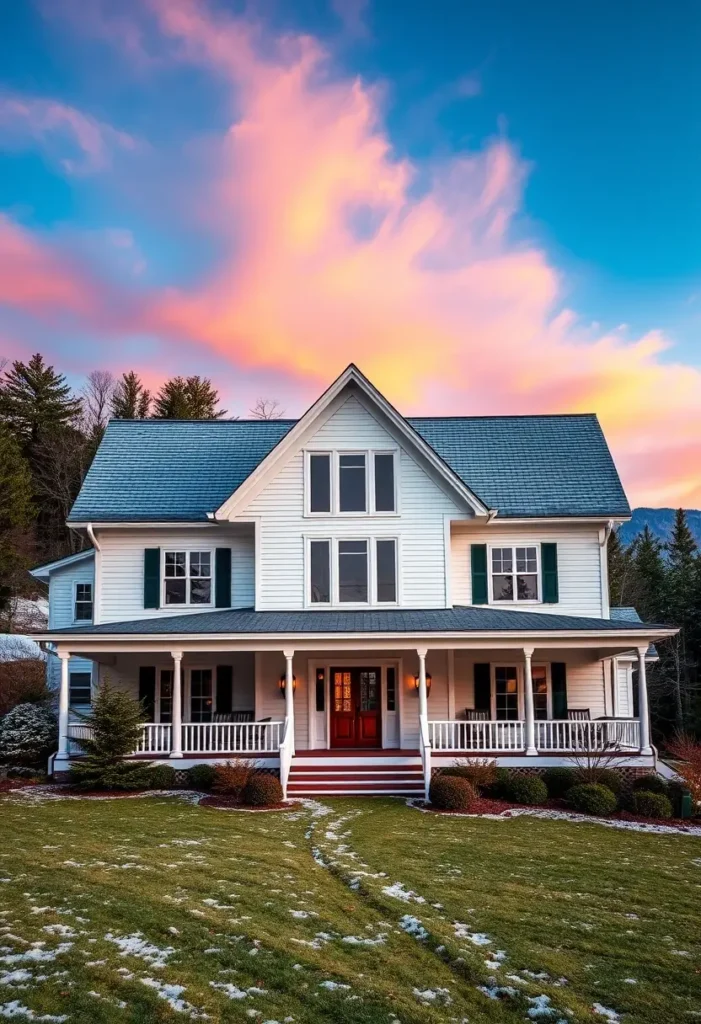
xmin=29 ymin=548 xmax=95 ymax=579
xmin=68 ymin=369 xmax=630 ymax=523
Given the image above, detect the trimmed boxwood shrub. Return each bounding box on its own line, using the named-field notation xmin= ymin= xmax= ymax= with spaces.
xmin=542 ymin=767 xmax=576 ymax=797
xmin=485 ymin=767 xmax=511 ymax=798
xmin=242 ymin=772 xmax=283 ymax=807
xmin=567 ymin=783 xmax=617 ymax=816
xmin=632 ymin=774 xmax=669 ymax=796
xmin=149 ymin=764 xmax=178 ymax=789
xmin=187 ymin=764 xmax=216 ymax=791
xmin=502 ymin=773 xmax=548 ymax=806
xmin=429 ymin=775 xmax=477 ymax=811
xmin=590 ymin=769 xmax=625 ymax=795
xmin=630 ymin=790 xmax=673 ymax=819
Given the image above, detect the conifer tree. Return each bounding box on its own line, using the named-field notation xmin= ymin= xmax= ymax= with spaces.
xmin=153 ymin=375 xmax=225 ymax=419
xmin=0 ymin=422 xmax=34 ymax=612
xmin=111 ymin=371 xmax=151 ymax=419
xmin=631 ymin=526 xmax=666 ymax=622
xmin=69 ymin=680 xmax=153 ymax=790
xmin=0 ymin=354 xmax=81 ymax=451
xmin=607 ymin=528 xmax=634 ymax=607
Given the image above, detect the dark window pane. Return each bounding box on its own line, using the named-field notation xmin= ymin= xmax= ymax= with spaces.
xmin=386 ymin=666 xmax=396 ymax=711
xmin=75 ymin=583 xmax=93 ymax=621
xmin=69 ymin=672 xmax=92 ymax=706
xmin=517 ymin=574 xmax=538 ymax=600
xmin=190 ymin=552 xmax=211 ymax=577
xmin=376 ymin=539 xmax=397 ymax=602
xmin=165 ymin=578 xmax=187 ymax=604
xmin=532 ymin=666 xmax=548 ymax=720
xmin=360 ymin=670 xmax=379 ymax=711
xmin=165 ymin=551 xmax=186 ymax=577
xmin=310 ymin=541 xmax=330 ymax=603
xmin=190 ymin=578 xmax=211 ymax=604
xmin=374 ymin=453 xmax=395 ymax=512
xmin=160 ymin=670 xmax=173 ymax=723
xmin=495 ymin=666 xmax=518 ymax=720
xmin=190 ymin=669 xmax=213 ymax=722
xmin=315 ymin=669 xmax=325 ymax=712
xmin=338 ymin=540 xmax=368 ymax=602
xmin=310 ymin=454 xmax=331 ymax=513
xmin=492 ymin=575 xmax=513 ymax=601
xmin=339 ymin=454 xmax=366 ymax=512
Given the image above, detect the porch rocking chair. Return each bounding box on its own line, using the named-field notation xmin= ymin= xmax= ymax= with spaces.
xmin=567 ymin=709 xmax=591 ymax=721
xmin=464 ymin=709 xmax=490 ymax=721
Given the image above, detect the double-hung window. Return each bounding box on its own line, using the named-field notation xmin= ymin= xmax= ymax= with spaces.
xmin=491 ymin=546 xmax=539 ymax=602
xmin=309 ymin=538 xmax=397 ymax=605
xmin=306 ymin=451 xmax=396 ymax=515
xmin=69 ymin=671 xmax=92 ymax=707
xmin=164 ymin=551 xmax=212 ymax=606
xmin=74 ymin=582 xmax=93 ymax=621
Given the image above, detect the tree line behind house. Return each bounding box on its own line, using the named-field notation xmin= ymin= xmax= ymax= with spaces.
xmin=0 ymin=354 xmax=284 ymax=626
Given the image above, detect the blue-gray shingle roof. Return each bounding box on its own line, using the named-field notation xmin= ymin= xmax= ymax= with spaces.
xmin=68 ymin=412 xmax=630 ymax=523
xmin=41 ymin=606 xmax=665 ymax=637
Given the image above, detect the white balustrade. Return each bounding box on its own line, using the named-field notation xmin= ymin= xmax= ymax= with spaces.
xmin=427 ymin=719 xmax=640 ymax=753
xmin=180 ymin=721 xmax=283 ymax=754
xmin=67 ymin=721 xmax=284 ymax=757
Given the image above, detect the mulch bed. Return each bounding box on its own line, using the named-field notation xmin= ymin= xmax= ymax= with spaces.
xmin=421 ymin=795 xmax=696 ymax=827
xmin=0 ymin=778 xmax=41 ymax=793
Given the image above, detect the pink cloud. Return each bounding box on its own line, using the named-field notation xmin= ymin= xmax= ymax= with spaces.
xmin=0 ymin=93 xmax=136 ymax=174
xmin=8 ymin=0 xmax=701 ymax=509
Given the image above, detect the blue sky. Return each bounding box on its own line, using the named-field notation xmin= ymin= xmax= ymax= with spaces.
xmin=0 ymin=0 xmax=699 ymax=505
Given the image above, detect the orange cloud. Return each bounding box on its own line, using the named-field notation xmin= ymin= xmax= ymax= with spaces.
xmin=11 ymin=0 xmax=701 ymax=509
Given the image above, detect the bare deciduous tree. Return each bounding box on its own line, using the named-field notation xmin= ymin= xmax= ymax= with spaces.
xmin=81 ymin=370 xmax=115 ymax=437
xmin=249 ymin=397 xmax=285 ymax=420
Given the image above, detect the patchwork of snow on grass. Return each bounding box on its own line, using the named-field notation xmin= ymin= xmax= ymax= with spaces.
xmin=0 ymin=1003 xmax=68 ymax=1021
xmin=399 ymin=915 xmax=429 ymax=941
xmin=105 ymin=932 xmax=175 ymax=968
xmin=140 ymin=978 xmax=206 ymax=1017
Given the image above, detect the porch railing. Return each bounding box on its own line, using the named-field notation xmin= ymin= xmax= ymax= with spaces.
xmin=428 ymin=718 xmax=640 ymax=754
xmin=67 ymin=721 xmax=284 ymax=756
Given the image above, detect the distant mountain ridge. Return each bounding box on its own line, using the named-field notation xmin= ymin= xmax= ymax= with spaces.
xmin=618 ymin=508 xmax=701 ymax=547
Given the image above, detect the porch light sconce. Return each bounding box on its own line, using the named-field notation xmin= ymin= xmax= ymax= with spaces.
xmin=413 ymin=673 xmax=432 ymax=697
xmin=279 ymin=674 xmax=297 ymax=696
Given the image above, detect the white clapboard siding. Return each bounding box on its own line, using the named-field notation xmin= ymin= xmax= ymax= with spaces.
xmin=48 ymin=555 xmax=95 ymax=688
xmin=100 ymin=652 xmax=255 ymax=718
xmin=256 ymin=651 xmax=309 ymax=750
xmin=245 ymin=394 xmax=464 ymax=610
xmin=400 ymin=649 xmax=450 ymax=749
xmin=451 ymin=523 xmax=604 ymax=618
xmin=616 ymin=660 xmax=634 ymax=717
xmin=98 ymin=525 xmax=255 ymax=623
xmin=453 ymin=650 xmax=607 ymax=720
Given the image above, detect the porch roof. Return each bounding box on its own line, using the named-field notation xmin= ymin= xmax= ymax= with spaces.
xmin=36 ymin=605 xmax=672 ymax=640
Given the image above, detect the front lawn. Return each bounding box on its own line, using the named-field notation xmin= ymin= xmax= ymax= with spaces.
xmin=1 ymin=793 xmax=699 ymax=1022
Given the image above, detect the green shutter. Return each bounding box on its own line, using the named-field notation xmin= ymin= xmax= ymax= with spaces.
xmin=216 ymin=665 xmax=233 ymax=715
xmin=215 ymin=548 xmax=232 ymax=608
xmin=471 ymin=544 xmax=488 ymax=605
xmin=541 ymin=542 xmax=559 ymax=603
xmin=138 ymin=666 xmax=156 ymax=720
xmin=473 ymin=663 xmax=491 ymax=713
xmin=143 ymin=548 xmax=160 ymax=609
xmin=551 ymin=662 xmax=567 ymax=719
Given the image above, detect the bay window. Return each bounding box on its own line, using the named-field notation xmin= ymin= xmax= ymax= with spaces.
xmin=307 ymin=537 xmax=398 ymax=605
xmin=164 ymin=551 xmax=212 ymax=605
xmin=491 ymin=546 xmax=539 ymax=602
xmin=306 ymin=450 xmax=397 ymax=515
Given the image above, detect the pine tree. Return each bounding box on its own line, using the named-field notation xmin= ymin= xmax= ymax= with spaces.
xmin=630 ymin=526 xmax=666 ymax=622
xmin=607 ymin=528 xmax=634 ymax=607
xmin=153 ymin=375 xmax=225 ymax=419
xmin=111 ymin=371 xmax=151 ymax=419
xmin=664 ymin=509 xmax=700 ymax=727
xmin=0 ymin=422 xmax=34 ymax=612
xmin=69 ymin=680 xmax=153 ymax=790
xmin=0 ymin=354 xmax=82 ymax=450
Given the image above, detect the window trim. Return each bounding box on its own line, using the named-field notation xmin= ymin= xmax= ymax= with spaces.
xmin=488 ymin=543 xmax=541 ymax=605
xmin=304 ymin=535 xmax=401 ymax=608
xmin=69 ymin=670 xmax=92 ymax=707
xmin=304 ymin=448 xmax=400 ymax=518
xmin=73 ymin=581 xmax=93 ymax=623
xmin=161 ymin=549 xmax=214 ymax=608
xmin=488 ymin=662 xmax=551 ymax=720
xmin=187 ymin=665 xmax=215 ymax=723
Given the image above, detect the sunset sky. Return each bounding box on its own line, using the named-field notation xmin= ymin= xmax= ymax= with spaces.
xmin=0 ymin=0 xmax=699 ymax=507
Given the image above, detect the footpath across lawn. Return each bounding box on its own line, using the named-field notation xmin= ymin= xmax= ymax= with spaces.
xmin=0 ymin=793 xmax=699 ymax=1023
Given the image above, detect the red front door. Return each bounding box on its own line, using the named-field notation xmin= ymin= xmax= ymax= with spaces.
xmin=330 ymin=667 xmax=382 ymax=748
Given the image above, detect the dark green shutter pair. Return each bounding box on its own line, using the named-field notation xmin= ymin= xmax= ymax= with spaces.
xmin=139 ymin=664 xmax=234 ymax=717
xmin=470 ymin=542 xmax=558 ymax=604
xmin=473 ymin=661 xmax=567 ymax=717
xmin=143 ymin=548 xmax=232 ymax=609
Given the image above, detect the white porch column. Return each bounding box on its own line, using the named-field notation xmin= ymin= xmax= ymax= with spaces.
xmin=417 ymin=648 xmax=428 ymax=720
xmin=523 ymin=647 xmax=537 ymax=756
xmin=56 ymin=651 xmax=71 ymax=762
xmin=611 ymin=657 xmax=620 ymax=719
xmin=637 ymin=646 xmax=653 ymax=755
xmin=283 ymin=649 xmax=295 ymax=755
xmin=170 ymin=651 xmax=183 ymax=758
